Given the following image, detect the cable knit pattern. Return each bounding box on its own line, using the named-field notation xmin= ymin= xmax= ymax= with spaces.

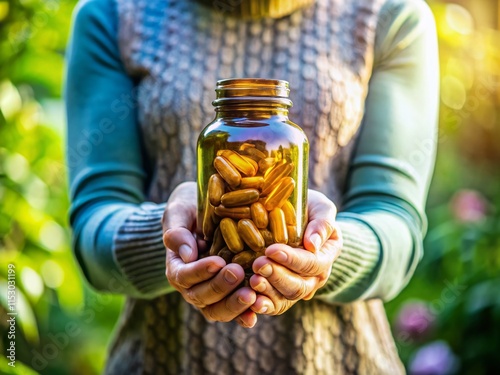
xmin=107 ymin=0 xmax=405 ymax=373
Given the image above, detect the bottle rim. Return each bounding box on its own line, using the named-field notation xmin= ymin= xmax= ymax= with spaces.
xmin=213 ymin=78 xmax=292 ymax=108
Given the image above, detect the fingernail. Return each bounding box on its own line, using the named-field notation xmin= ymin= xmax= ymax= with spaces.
xmin=259 ymin=306 xmax=268 ymax=313
xmin=224 ymin=269 xmax=238 ymax=284
xmin=179 ymin=244 xmax=192 ymax=260
xmin=257 ymin=264 xmax=273 ymax=277
xmin=310 ymin=233 xmax=322 ymax=252
xmin=207 ymin=263 xmax=220 ymax=273
xmin=273 ymin=251 xmax=288 ymax=263
xmin=253 ymin=282 xmax=266 ymax=293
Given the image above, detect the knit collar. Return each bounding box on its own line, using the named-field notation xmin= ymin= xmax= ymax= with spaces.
xmin=198 ymin=0 xmax=316 ymax=19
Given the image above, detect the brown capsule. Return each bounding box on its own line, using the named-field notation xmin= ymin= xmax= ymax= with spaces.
xmin=258 ymin=157 xmax=277 ymax=175
xmin=263 ymin=177 xmax=295 ymax=211
xmin=202 ymin=199 xmax=215 ymax=241
xmin=209 ymin=226 xmax=225 ymax=256
xmin=220 ymin=189 xmax=260 ymax=208
xmin=232 ymin=250 xmax=257 ymax=270
xmin=282 ymin=200 xmax=297 ymax=225
xmin=214 ymin=156 xmax=241 ymax=188
xmin=239 ymin=143 xmax=256 ymax=151
xmin=261 ymin=162 xmax=294 ymax=196
xmin=259 ymin=229 xmax=274 ymax=247
xmin=239 ymin=176 xmax=264 ymax=190
xmin=220 ymin=218 xmax=244 ymax=253
xmin=269 ymin=208 xmax=288 ymax=244
xmin=217 ymin=247 xmax=234 ymax=263
xmin=243 ymin=146 xmax=267 ymax=162
xmin=218 ymin=150 xmax=257 ymax=177
xmin=242 ymin=155 xmax=259 ymax=174
xmin=287 ymin=225 xmax=301 ymax=247
xmin=250 ymin=202 xmax=269 ymax=229
xmin=237 ymin=219 xmax=265 ymax=252
xmin=214 ymin=205 xmax=252 ymax=220
xmin=208 ymin=173 xmax=225 ymax=206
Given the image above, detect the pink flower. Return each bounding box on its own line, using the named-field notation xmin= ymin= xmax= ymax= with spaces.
xmin=450 ymin=189 xmax=488 ymax=223
xmin=395 ymin=300 xmax=434 ymax=340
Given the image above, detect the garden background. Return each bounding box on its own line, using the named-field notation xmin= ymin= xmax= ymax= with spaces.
xmin=1 ymin=0 xmax=499 ymax=374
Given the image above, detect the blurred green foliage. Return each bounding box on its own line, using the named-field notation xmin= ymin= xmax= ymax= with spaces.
xmin=0 ymin=0 xmax=123 ymax=374
xmin=0 ymin=0 xmax=499 ymax=374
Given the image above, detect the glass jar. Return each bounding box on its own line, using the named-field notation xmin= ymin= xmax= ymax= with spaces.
xmin=197 ymin=78 xmax=309 ymax=273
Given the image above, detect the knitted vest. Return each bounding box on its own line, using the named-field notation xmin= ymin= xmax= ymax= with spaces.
xmin=107 ymin=0 xmax=405 ymax=373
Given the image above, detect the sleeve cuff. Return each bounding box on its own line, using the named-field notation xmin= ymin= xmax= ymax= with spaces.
xmin=315 ymin=215 xmax=382 ymax=303
xmin=112 ymin=202 xmax=175 ymax=298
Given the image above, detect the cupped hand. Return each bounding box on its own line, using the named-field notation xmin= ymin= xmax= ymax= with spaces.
xmin=162 ymin=181 xmax=258 ymax=328
xmin=249 ymin=190 xmax=343 ymax=315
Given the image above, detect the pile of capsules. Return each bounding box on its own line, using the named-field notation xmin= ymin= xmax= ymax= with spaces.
xmin=201 ymin=143 xmax=300 ymax=272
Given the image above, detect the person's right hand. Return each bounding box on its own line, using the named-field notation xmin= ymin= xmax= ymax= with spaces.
xmin=162 ymin=181 xmax=258 ymax=328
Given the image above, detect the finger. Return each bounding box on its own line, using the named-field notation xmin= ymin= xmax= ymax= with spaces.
xmin=250 ymin=293 xmax=275 ymax=315
xmin=166 ymin=251 xmax=225 ymax=290
xmin=162 ymin=184 xmax=197 ymax=232
xmin=186 ymin=263 xmax=245 ymax=307
xmin=163 ymin=227 xmax=199 ymax=263
xmin=235 ymin=309 xmax=258 ymax=328
xmin=303 ymin=221 xmax=336 ymax=253
xmin=264 ymin=243 xmax=339 ymax=277
xmin=249 ymin=275 xmax=294 ymax=316
xmin=252 ymin=258 xmax=315 ymax=301
xmin=304 ymin=190 xmax=337 ymax=252
xmin=202 ymin=287 xmax=256 ymax=323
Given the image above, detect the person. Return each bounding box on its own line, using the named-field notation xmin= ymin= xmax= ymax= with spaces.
xmin=65 ymin=0 xmax=438 ymax=373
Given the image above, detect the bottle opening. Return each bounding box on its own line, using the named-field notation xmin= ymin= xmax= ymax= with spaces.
xmin=213 ymin=78 xmax=293 ymax=109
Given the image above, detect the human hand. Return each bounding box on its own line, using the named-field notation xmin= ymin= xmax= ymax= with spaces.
xmin=249 ymin=190 xmax=342 ymax=315
xmin=162 ymin=181 xmax=258 ymax=328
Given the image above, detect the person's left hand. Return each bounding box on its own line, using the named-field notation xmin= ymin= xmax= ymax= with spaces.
xmin=249 ymin=190 xmax=343 ymax=315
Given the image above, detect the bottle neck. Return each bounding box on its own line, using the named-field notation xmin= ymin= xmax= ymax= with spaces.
xmin=215 ymin=106 xmax=289 ymax=121
xmin=212 ymin=79 xmax=293 ymax=121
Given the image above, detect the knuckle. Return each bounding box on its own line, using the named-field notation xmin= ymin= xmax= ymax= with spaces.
xmin=286 ymin=282 xmax=308 ymax=301
xmin=303 ymin=258 xmax=320 ymax=275
xmin=224 ymin=298 xmax=239 ymax=317
xmin=287 ymin=253 xmax=301 ymax=269
xmin=186 ymin=288 xmax=205 ymax=308
xmin=271 ymin=272 xmax=287 ymax=289
xmin=174 ymin=269 xmax=190 ymax=289
xmin=208 ymin=279 xmax=226 ymax=296
xmin=201 ymin=307 xmax=216 ymax=322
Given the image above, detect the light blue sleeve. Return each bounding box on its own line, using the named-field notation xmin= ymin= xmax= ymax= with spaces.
xmin=318 ymin=0 xmax=439 ymax=302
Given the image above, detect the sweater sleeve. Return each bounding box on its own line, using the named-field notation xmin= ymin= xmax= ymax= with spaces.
xmin=65 ymin=0 xmax=173 ymax=298
xmin=316 ymin=0 xmax=439 ymax=303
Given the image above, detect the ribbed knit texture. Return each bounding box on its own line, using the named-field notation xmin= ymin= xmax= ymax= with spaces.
xmin=317 ymin=217 xmax=381 ymax=302
xmin=113 ymin=203 xmax=173 ymax=296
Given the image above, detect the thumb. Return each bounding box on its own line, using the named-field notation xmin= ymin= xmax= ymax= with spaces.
xmin=162 ymin=182 xmax=198 ymax=263
xmin=303 ymin=190 xmax=337 ymax=252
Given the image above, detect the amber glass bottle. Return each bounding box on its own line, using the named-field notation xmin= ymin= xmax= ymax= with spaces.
xmin=197 ymin=78 xmax=309 ymax=272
